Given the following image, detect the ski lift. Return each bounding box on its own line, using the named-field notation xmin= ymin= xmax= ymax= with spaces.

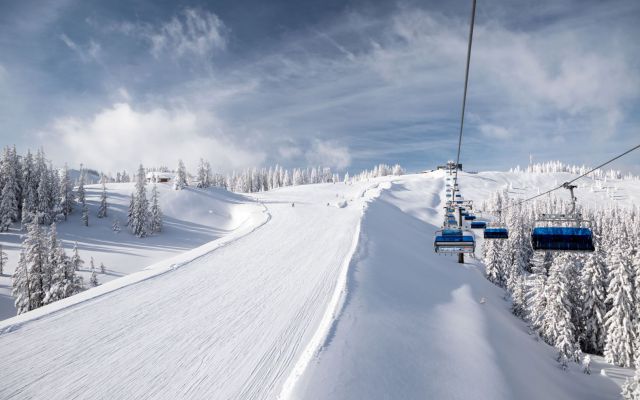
xmin=434 ymin=228 xmax=476 ymax=254
xmin=464 ymin=214 xmax=476 ymax=221
xmin=531 ymin=183 xmax=595 ymax=252
xmin=470 ymin=221 xmax=486 ymax=229
xmin=484 ymin=227 xmax=508 ymax=239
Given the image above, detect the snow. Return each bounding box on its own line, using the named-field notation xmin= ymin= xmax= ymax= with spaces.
xmin=0 ymin=183 xmax=257 ymax=319
xmin=0 ymin=170 xmax=636 ymax=399
xmin=292 ymin=173 xmax=626 ymax=399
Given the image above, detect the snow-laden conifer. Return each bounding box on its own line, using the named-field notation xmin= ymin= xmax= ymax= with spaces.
xmin=175 ymin=159 xmax=188 ymax=189
xmin=604 ymin=249 xmax=635 ymax=367
xmin=580 ymin=249 xmax=608 ymax=354
xmin=130 ymin=164 xmax=149 ymax=237
xmin=59 ymin=163 xmax=74 ymax=220
xmin=97 ymin=181 xmax=108 ymax=218
xmin=71 ymin=242 xmax=84 ymax=271
xmin=149 ymin=184 xmax=162 ymax=234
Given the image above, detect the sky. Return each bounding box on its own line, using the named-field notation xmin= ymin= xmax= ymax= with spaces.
xmin=0 ymin=0 xmax=639 ymax=175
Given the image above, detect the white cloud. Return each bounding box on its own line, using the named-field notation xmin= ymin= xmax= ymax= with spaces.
xmin=305 ymin=140 xmax=351 ymax=170
xmin=44 ymin=103 xmax=263 ymax=173
xmin=59 ymin=33 xmax=101 ymax=62
xmin=149 ymin=8 xmax=227 ymax=59
xmin=479 ymin=124 xmax=511 ymax=139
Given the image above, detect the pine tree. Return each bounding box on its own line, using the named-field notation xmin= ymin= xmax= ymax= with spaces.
xmin=64 ymin=244 xmax=83 ymax=296
xmin=542 ymin=253 xmax=579 ymax=368
xmin=59 ymin=163 xmax=74 ymax=220
xmin=97 ymin=181 xmax=108 ymax=218
xmin=89 ymin=262 xmax=99 ymax=287
xmin=112 ymin=218 xmax=121 ymax=233
xmin=175 ymin=159 xmax=188 ymax=189
xmin=196 ymin=158 xmax=209 ymax=188
xmin=77 ymin=167 xmax=86 ymax=207
xmin=130 ymin=164 xmax=149 ymax=237
xmin=580 ymin=250 xmax=608 ymax=354
xmin=0 ymin=147 xmax=19 ymax=231
xmin=126 ymin=193 xmax=134 ymax=226
xmin=0 ymin=244 xmax=7 ymax=275
xmin=604 ymin=249 xmax=635 ymax=367
xmin=149 ymin=184 xmax=163 ymax=234
xmin=81 ymin=202 xmax=89 ymax=226
xmin=36 ymin=167 xmax=51 ymax=225
xmin=484 ymin=239 xmax=505 ymax=287
xmin=528 ymin=251 xmax=552 ymax=332
xmin=71 ymin=242 xmax=84 ymax=271
xmin=100 ymin=262 xmax=106 ymax=274
xmin=12 ymin=252 xmax=30 ymax=314
xmin=17 ymin=221 xmax=47 ymax=311
xmin=43 ymin=226 xmax=69 ymax=304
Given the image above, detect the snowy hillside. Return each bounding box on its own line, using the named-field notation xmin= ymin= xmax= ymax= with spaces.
xmin=0 ymin=170 xmax=637 ymax=399
xmin=0 ymin=182 xmax=258 ymax=319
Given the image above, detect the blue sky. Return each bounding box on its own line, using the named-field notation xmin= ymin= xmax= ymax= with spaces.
xmin=0 ymin=0 xmax=639 ymax=174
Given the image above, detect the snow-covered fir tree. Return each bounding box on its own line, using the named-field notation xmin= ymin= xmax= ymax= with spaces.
xmin=0 ymin=147 xmax=19 ymax=231
xmin=112 ymin=218 xmax=121 ymax=233
xmin=542 ymin=253 xmax=580 ymax=368
xmin=149 ymin=184 xmax=162 ymax=234
xmin=97 ymin=181 xmax=108 ymax=218
xmin=527 ymin=251 xmax=553 ymax=332
xmin=580 ymin=249 xmax=608 ymax=354
xmin=127 ymin=193 xmax=134 ymax=226
xmin=59 ymin=163 xmax=74 ymax=220
xmin=77 ymin=167 xmax=86 ymax=207
xmin=89 ymin=260 xmax=99 ymax=287
xmin=196 ymin=158 xmax=212 ymax=188
xmin=0 ymin=244 xmax=7 ymax=275
xmin=12 ymin=221 xmax=47 ymax=313
xmin=604 ymin=249 xmax=635 ymax=367
xmin=100 ymin=262 xmax=106 ymax=274
xmin=81 ymin=202 xmax=89 ymax=227
xmin=71 ymin=242 xmax=84 ymax=271
xmin=175 ymin=159 xmax=188 ymax=189
xmin=130 ymin=164 xmax=149 ymax=237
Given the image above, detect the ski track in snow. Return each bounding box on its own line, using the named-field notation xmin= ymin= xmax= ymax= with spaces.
xmin=0 ymin=171 xmax=636 ymax=399
xmin=0 ymin=181 xmax=388 ymax=400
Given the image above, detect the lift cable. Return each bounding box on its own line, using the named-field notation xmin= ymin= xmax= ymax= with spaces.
xmin=490 ymin=142 xmax=640 ymax=214
xmin=452 ymin=0 xmax=476 ymax=198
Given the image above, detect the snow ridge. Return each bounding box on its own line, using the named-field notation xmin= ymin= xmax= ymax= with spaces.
xmin=278 ymin=182 xmax=391 ymax=400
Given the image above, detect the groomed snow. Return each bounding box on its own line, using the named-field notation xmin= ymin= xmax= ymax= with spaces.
xmin=0 ymin=183 xmax=257 ymax=319
xmin=0 ymin=170 xmax=635 ymax=399
xmin=292 ymin=172 xmax=629 ymax=400
xmin=0 ymin=179 xmax=387 ymax=400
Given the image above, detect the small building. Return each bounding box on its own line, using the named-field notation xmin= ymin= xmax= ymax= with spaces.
xmin=436 ymin=162 xmax=462 ymax=171
xmin=146 ymin=172 xmax=175 ymax=183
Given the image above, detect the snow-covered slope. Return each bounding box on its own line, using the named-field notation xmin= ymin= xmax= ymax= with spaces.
xmin=293 ymin=172 xmax=629 ymax=400
xmin=0 ymin=183 xmax=257 ymax=319
xmin=0 ymin=170 xmax=636 ymax=399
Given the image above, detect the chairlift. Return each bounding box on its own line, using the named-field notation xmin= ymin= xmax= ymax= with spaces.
xmin=464 ymin=214 xmax=476 ymax=221
xmin=531 ymin=183 xmax=595 ymax=252
xmin=484 ymin=227 xmax=508 ymax=239
xmin=470 ymin=221 xmax=486 ymax=229
xmin=434 ymin=229 xmax=476 ymax=254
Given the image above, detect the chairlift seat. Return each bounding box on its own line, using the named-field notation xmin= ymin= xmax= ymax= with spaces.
xmin=470 ymin=221 xmax=486 ymax=229
xmin=531 ymin=227 xmax=595 ymax=251
xmin=484 ymin=227 xmax=508 ymax=239
xmin=464 ymin=215 xmax=476 ymax=221
xmin=434 ymin=229 xmax=475 ymax=253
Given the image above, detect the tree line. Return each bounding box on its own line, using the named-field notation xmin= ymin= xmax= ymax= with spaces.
xmin=479 ymin=188 xmax=640 ymax=397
